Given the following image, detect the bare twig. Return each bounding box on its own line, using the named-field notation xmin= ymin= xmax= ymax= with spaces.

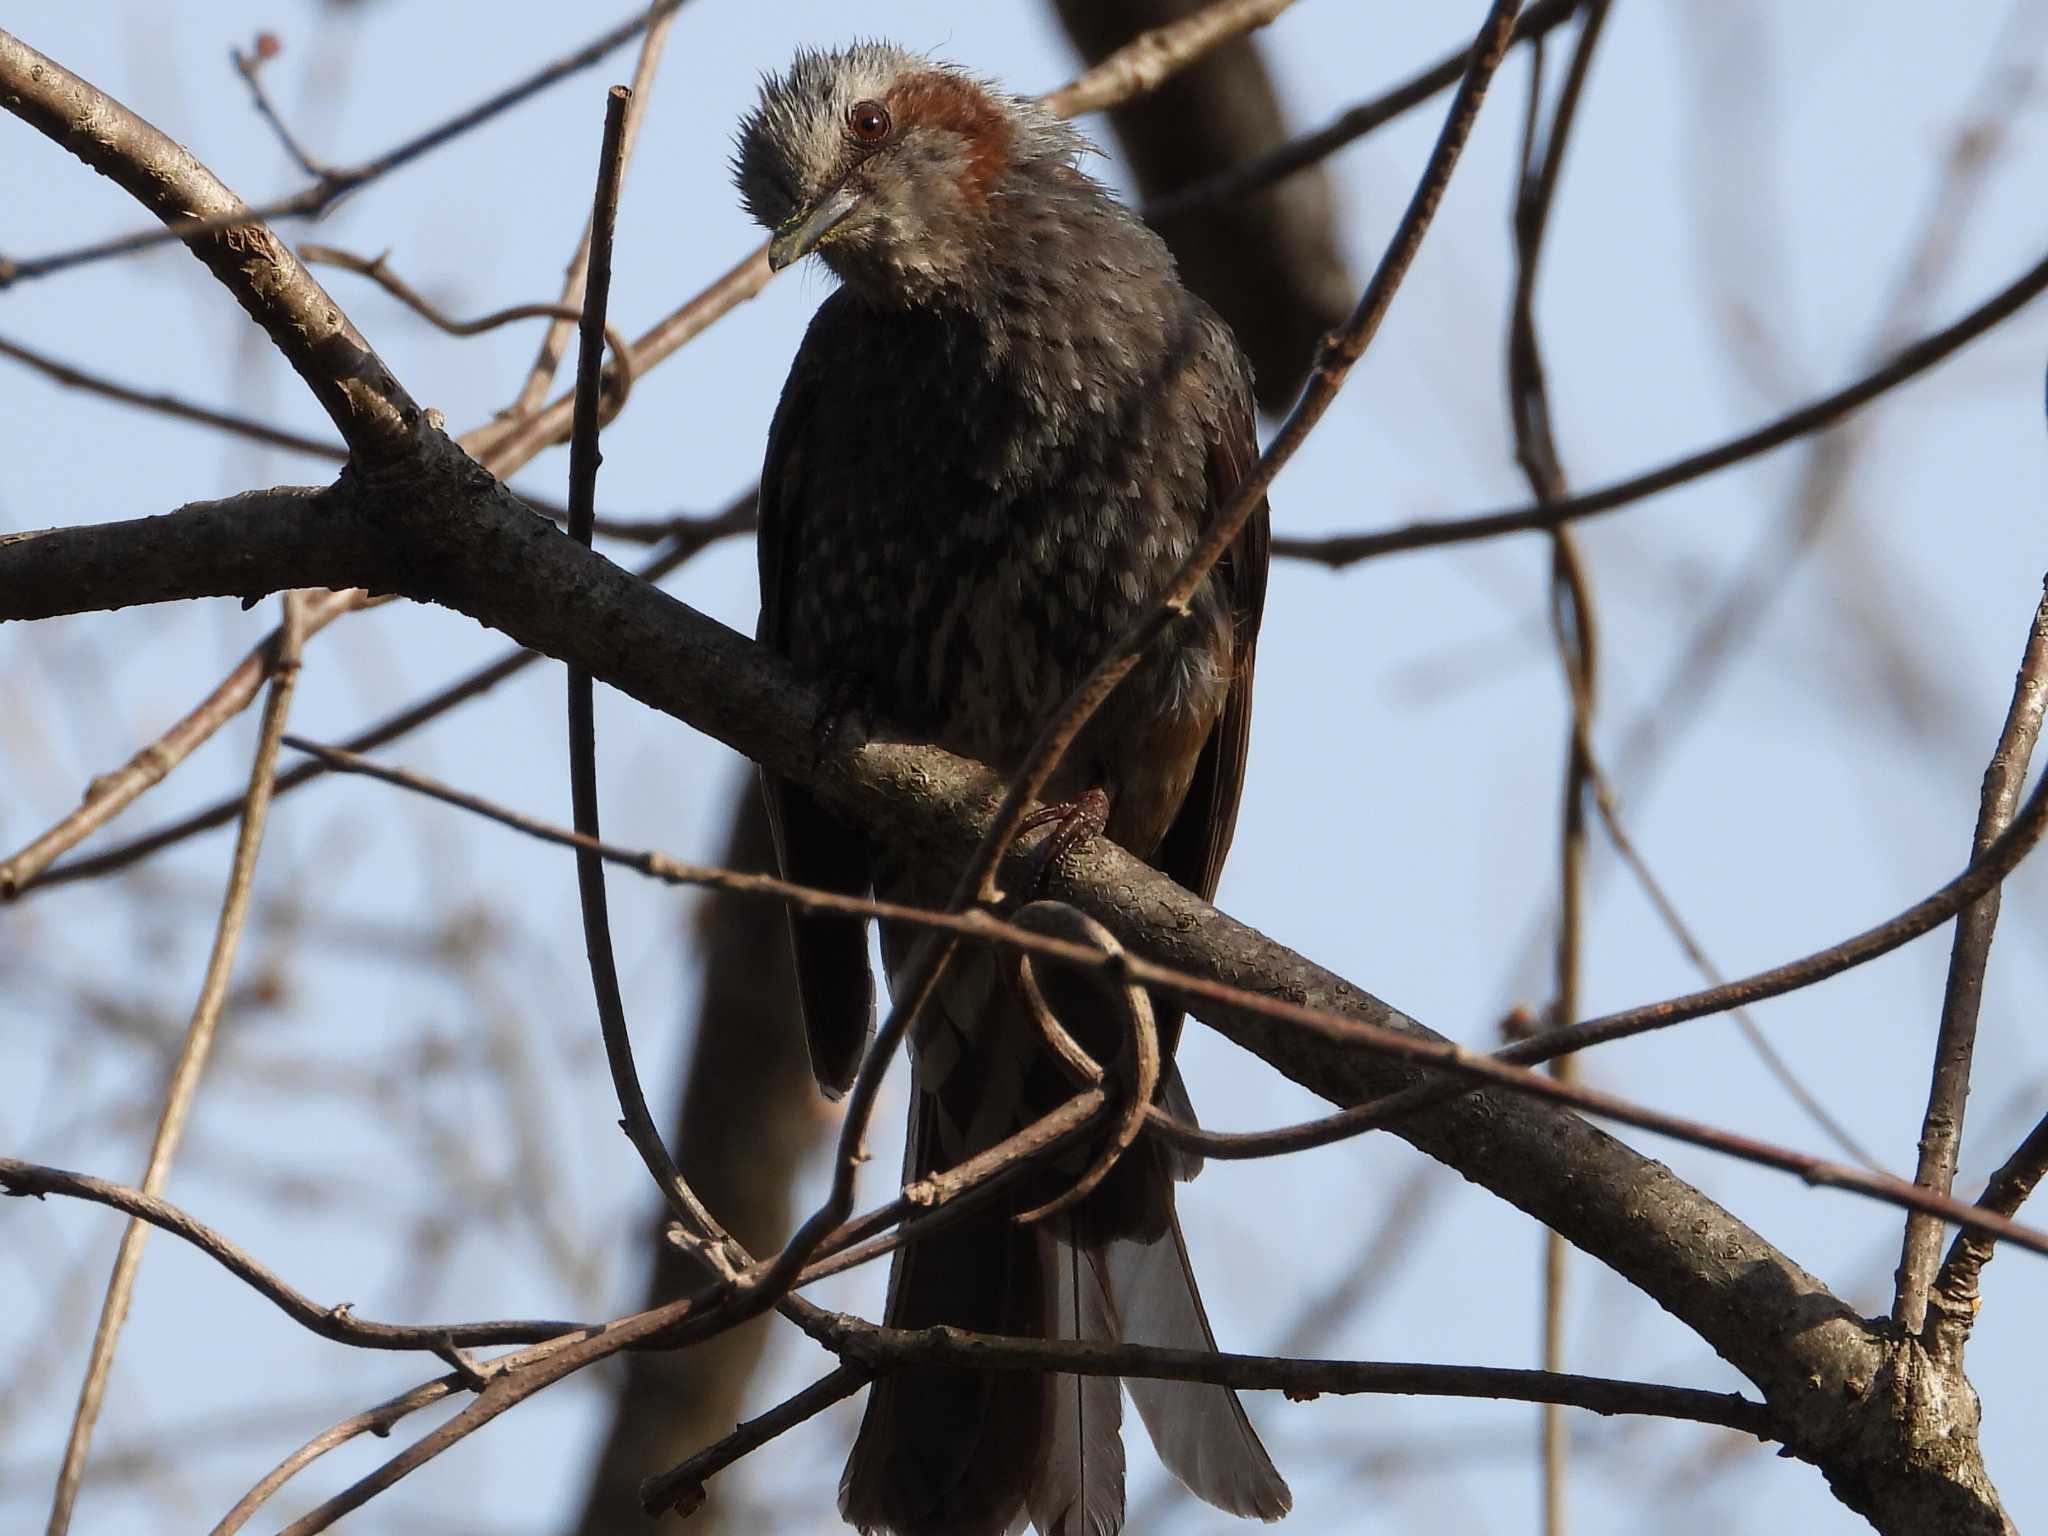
xmin=300 ymin=244 xmax=636 ymax=417
xmin=1896 ymin=579 xmax=2048 ymax=1331
xmin=1935 ymin=1110 xmax=2048 ymax=1335
xmin=507 ymin=0 xmax=681 ymax=423
xmin=0 ymin=589 xmax=356 ymax=897
xmin=1145 ymin=0 xmax=1582 ymax=221
xmin=643 ymin=1314 xmax=1775 ymax=1517
xmin=818 ymin=1317 xmax=1780 ymax=1439
xmin=473 ymin=0 xmax=1315 ymax=468
xmin=1581 ymin=753 xmax=1884 ymax=1169
xmin=0 ymin=1159 xmax=585 ymax=1352
xmin=1004 ymin=902 xmax=1160 ymax=1226
xmin=0 ymin=335 xmax=344 ymax=463
xmin=560 ymin=86 xmax=726 ymax=1261
xmin=266 ymin=694 xmax=2048 ymax=1252
xmin=43 ymin=591 xmax=306 ymax=1536
xmin=636 ymin=1365 xmax=870 ymax=1517
xmin=109 ymin=719 xmax=2048 ymax=1521
xmin=264 ymin=721 xmax=2022 ymax=1164
xmin=0 ymin=31 xmax=420 ymax=466
xmin=0 ymin=2 xmax=696 ymax=287
xmin=973 ymin=0 xmax=1527 ymax=910
xmin=759 ymin=0 xmax=1529 ymax=1328
xmin=16 ymin=507 xmax=744 ymax=894
xmin=231 ymin=35 xmax=333 ymax=181
xmin=1501 ymin=13 xmax=1612 ymax=1526
xmin=210 ymin=1377 xmax=464 ymax=1536
xmin=1274 ymin=242 xmax=2048 ymax=567
xmin=1157 ymin=748 xmax=2048 ymax=1167
xmin=1042 ymin=0 xmax=1299 ymax=117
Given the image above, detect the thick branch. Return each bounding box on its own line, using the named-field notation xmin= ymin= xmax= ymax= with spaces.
xmin=0 ymin=468 xmax=1885 ymax=1411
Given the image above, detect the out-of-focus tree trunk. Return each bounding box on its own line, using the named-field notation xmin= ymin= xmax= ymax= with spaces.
xmin=572 ymin=775 xmax=830 ymax=1534
xmin=1051 ymin=0 xmax=1356 ymax=412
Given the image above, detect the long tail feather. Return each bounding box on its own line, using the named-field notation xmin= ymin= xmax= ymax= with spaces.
xmin=841 ymin=1091 xmax=1049 ymax=1536
xmin=1097 ymin=1214 xmax=1291 ymax=1520
xmin=1028 ymin=1216 xmax=1126 ymax=1536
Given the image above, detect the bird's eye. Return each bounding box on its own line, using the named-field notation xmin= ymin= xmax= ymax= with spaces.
xmin=847 ymin=99 xmax=892 ymax=144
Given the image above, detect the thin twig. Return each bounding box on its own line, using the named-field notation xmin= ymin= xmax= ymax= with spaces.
xmin=1547 ymin=18 xmax=2044 ymax=1033
xmin=1145 ymin=0 xmax=1582 ymax=221
xmin=253 ymin=1080 xmax=1103 ymax=1533
xmin=1274 ymin=241 xmax=2048 ymax=567
xmin=19 ymin=507 xmax=746 ymax=895
xmin=14 ymin=987 xmax=2043 ymax=1531
xmin=209 ymin=1377 xmax=463 ymax=1536
xmin=820 ymin=1317 xmax=1780 ymax=1439
xmin=642 ymin=1316 xmax=1776 ymax=1517
xmin=0 ymin=2 xmax=697 ymax=287
xmin=1041 ymin=0 xmax=1299 ymax=117
xmin=1935 ymin=1110 xmax=2048 ymax=1334
xmin=471 ymin=0 xmax=1304 ymax=468
xmin=507 ymin=0 xmax=680 ymax=422
xmin=637 ymin=1365 xmax=870 ymax=1516
xmin=968 ymin=0 xmax=1527 ymax=910
xmin=0 ymin=31 xmax=420 ymax=464
xmin=1501 ymin=11 xmax=1611 ymax=1526
xmin=1896 ymin=578 xmax=2048 ymax=1331
xmin=301 ymin=244 xmax=636 ymax=415
xmin=266 ymin=727 xmax=2048 ymax=1251
xmin=231 ymin=36 xmax=333 ymax=181
xmin=43 ymin=590 xmax=306 ymax=1536
xmin=562 ymin=86 xmax=727 ymax=1261
xmin=1003 ymin=902 xmax=1159 ymax=1226
xmin=0 ymin=1159 xmax=584 ymax=1351
xmin=1580 ymin=751 xmax=1884 ymax=1169
xmin=0 ymin=589 xmax=352 ymax=898
xmin=1153 ymin=751 xmax=2048 ymax=1166
xmin=0 ymin=335 xmax=344 ymax=462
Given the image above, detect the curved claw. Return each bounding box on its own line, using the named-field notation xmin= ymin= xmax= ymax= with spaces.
xmin=1015 ymin=786 xmax=1111 ymax=901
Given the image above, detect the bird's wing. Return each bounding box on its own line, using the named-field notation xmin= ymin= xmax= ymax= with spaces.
xmin=759 ymin=316 xmax=876 ymax=1098
xmin=1153 ymin=332 xmax=1269 ymax=1059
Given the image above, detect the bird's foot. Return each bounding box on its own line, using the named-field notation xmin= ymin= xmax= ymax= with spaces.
xmin=809 ymin=669 xmax=878 ymax=770
xmin=1015 ymin=786 xmax=1111 ymax=901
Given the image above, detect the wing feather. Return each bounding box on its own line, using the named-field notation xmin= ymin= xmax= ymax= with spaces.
xmin=1152 ymin=327 xmax=1268 ymax=1079
xmin=759 ymin=320 xmax=876 ymax=1097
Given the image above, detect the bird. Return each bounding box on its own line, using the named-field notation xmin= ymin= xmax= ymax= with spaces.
xmin=735 ymin=41 xmax=1288 ymax=1536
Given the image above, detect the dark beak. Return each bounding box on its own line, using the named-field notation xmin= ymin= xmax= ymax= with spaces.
xmin=767 ymin=183 xmax=864 ymax=272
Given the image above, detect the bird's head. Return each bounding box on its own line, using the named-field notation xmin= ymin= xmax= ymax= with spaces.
xmin=734 ymin=42 xmax=1085 ymax=304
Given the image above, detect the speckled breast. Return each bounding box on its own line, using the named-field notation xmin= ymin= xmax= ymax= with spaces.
xmin=781 ymin=297 xmax=1229 ymax=809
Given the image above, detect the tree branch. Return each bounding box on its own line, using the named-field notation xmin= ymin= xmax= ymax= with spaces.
xmin=644 ymin=1319 xmax=1775 ymax=1515
xmin=0 ymin=2 xmax=698 ymax=287
xmin=1275 ymin=242 xmax=2048 ymax=566
xmin=823 ymin=1318 xmax=1780 ymax=1438
xmin=0 ymin=30 xmax=420 ymax=467
xmin=43 ymin=594 xmax=305 ymax=1535
xmin=0 ymin=335 xmax=344 ymax=463
xmin=1895 ymin=578 xmax=2048 ymax=1331
xmin=0 ymin=1158 xmax=587 ymax=1352
xmin=1144 ymin=0 xmax=1583 ymax=221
